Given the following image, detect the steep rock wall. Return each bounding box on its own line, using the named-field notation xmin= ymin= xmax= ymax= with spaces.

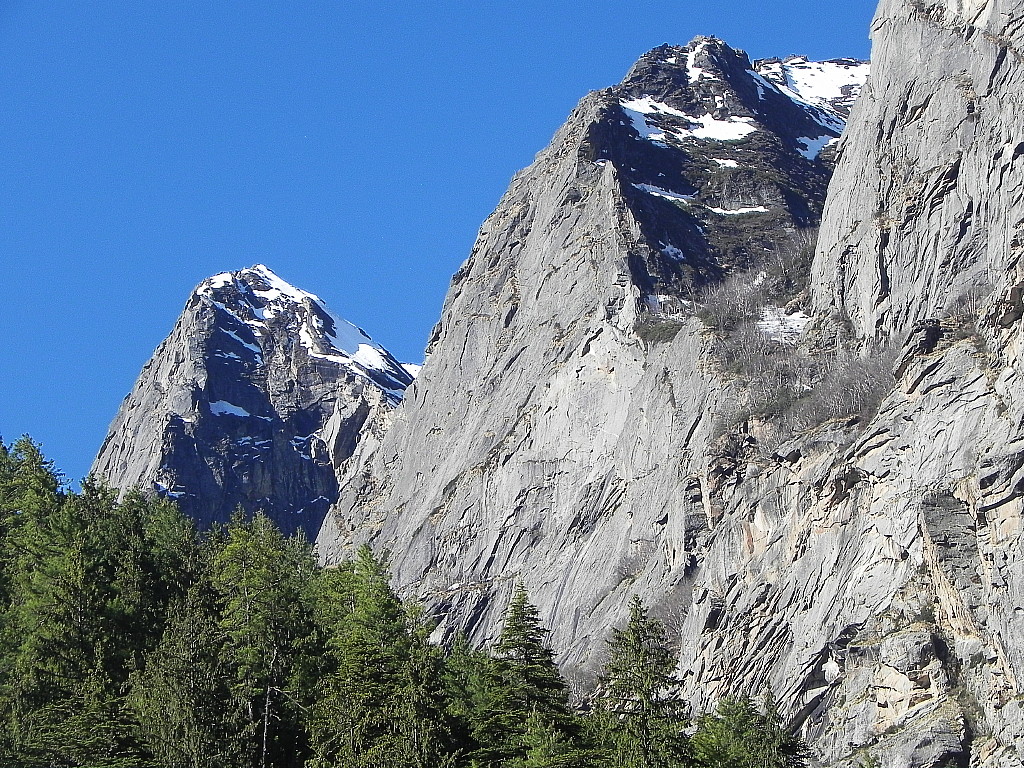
xmin=319 ymin=38 xmax=846 ymax=670
xmin=317 ymin=11 xmax=1024 ymax=765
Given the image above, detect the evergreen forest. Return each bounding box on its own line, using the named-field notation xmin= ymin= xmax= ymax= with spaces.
xmin=0 ymin=437 xmax=809 ymax=768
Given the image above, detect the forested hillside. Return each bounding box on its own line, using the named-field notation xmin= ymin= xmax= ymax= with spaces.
xmin=0 ymin=437 xmax=805 ymax=768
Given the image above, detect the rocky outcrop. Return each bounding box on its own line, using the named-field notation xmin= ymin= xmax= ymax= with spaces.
xmin=315 ymin=10 xmax=1024 ymax=767
xmin=92 ymin=265 xmax=412 ymax=537
xmin=315 ymin=31 xmax=877 ymax=740
xmin=812 ymin=0 xmax=1024 ymax=341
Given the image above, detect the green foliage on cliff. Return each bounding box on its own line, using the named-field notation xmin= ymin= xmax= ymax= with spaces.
xmin=0 ymin=437 xmax=809 ymax=768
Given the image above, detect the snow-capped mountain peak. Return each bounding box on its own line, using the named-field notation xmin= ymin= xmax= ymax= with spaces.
xmin=196 ymin=264 xmax=413 ymax=403
xmin=754 ymin=55 xmax=869 ymax=118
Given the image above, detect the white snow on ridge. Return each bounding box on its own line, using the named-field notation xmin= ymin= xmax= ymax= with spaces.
xmin=620 ymin=97 xmax=690 ymax=120
xmin=633 ymin=183 xmax=696 ymax=203
xmin=713 ymin=158 xmax=740 ymax=168
xmin=620 ymin=106 xmax=670 ymax=146
xmin=249 ymin=263 xmax=322 ymax=306
xmin=659 ymin=243 xmax=685 ymax=261
xmin=708 ymin=205 xmax=770 ymax=215
xmin=210 ymin=400 xmax=262 ymax=418
xmin=687 ymin=114 xmax=757 ymax=141
xmin=222 ymin=329 xmax=263 ymax=359
xmin=196 ymin=264 xmax=412 ymax=402
xmin=795 ymin=135 xmax=838 ymax=160
xmin=620 ymin=98 xmax=758 ymax=144
xmin=686 ymin=42 xmax=719 ymax=84
xmin=756 ymin=56 xmax=869 ymax=116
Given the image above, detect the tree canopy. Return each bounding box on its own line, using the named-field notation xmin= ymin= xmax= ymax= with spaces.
xmin=0 ymin=437 xmax=810 ymax=768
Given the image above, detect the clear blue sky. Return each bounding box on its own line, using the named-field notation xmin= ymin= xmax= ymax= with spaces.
xmin=0 ymin=0 xmax=877 ymax=483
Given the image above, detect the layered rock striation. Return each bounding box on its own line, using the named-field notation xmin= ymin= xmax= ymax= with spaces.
xmin=92 ymin=264 xmax=412 ymax=537
xmin=316 ymin=31 xmax=875 ymax=734
xmin=317 ymin=14 xmax=1024 ymax=768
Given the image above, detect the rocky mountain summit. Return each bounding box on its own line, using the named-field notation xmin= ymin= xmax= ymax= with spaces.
xmin=92 ymin=264 xmax=412 ymax=537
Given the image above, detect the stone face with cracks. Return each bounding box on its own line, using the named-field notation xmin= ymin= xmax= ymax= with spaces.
xmin=315 ymin=12 xmax=1024 ymax=768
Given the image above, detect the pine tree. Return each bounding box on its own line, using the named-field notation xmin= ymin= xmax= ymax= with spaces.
xmin=510 ymin=709 xmax=584 ymax=768
xmin=594 ymin=596 xmax=689 ymax=768
xmin=308 ymin=545 xmax=413 ymax=768
xmin=129 ymin=575 xmax=231 ymax=767
xmin=442 ymin=632 xmax=492 ymax=756
xmin=395 ymin=606 xmax=461 ymax=767
xmin=691 ymin=694 xmax=808 ymax=768
xmin=0 ymin=480 xmax=150 ymax=765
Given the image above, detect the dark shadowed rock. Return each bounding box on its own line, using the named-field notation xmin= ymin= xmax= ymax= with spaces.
xmin=92 ymin=264 xmax=412 ymax=537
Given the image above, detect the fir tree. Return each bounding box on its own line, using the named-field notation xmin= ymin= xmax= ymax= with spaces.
xmin=308 ymin=546 xmax=413 ymax=768
xmin=212 ymin=512 xmax=317 ymax=768
xmin=129 ymin=577 xmax=231 ymax=767
xmin=0 ymin=480 xmax=150 ymax=765
xmin=510 ymin=709 xmax=585 ymax=768
xmin=394 ymin=606 xmax=461 ymax=768
xmin=442 ymin=631 xmax=492 ymax=757
xmin=691 ymin=694 xmax=808 ymax=768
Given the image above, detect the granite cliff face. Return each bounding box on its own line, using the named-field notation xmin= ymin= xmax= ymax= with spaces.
xmin=92 ymin=6 xmax=1024 ymax=764
xmin=313 ymin=14 xmax=1024 ymax=768
xmin=92 ymin=265 xmax=412 ymax=537
xmin=317 ymin=37 xmax=863 ymax=617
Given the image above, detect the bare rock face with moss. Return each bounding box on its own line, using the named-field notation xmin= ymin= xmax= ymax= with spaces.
xmin=315 ymin=7 xmax=1024 ymax=766
xmin=92 ymin=265 xmax=412 ymax=537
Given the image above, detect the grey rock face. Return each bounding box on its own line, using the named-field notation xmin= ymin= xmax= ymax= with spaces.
xmin=812 ymin=0 xmax=1024 ymax=342
xmin=315 ymin=31 xmax=873 ymax=731
xmin=93 ymin=265 xmax=411 ymax=537
xmin=317 ymin=11 xmax=1024 ymax=768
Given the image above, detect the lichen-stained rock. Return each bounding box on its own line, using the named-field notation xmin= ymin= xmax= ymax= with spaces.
xmin=92 ymin=265 xmax=412 ymax=537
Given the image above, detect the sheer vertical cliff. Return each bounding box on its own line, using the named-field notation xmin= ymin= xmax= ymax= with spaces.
xmin=315 ymin=9 xmax=1024 ymax=767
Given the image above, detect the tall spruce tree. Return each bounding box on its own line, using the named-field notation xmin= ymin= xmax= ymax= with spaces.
xmin=473 ymin=584 xmax=576 ymax=766
xmin=129 ymin=567 xmax=231 ymax=767
xmin=308 ymin=546 xmax=413 ymax=768
xmin=594 ymin=596 xmax=689 ymax=768
xmin=394 ymin=607 xmax=460 ymax=768
xmin=442 ymin=632 xmax=493 ymax=758
xmin=0 ymin=480 xmax=152 ymax=765
xmin=691 ymin=694 xmax=808 ymax=768
xmin=212 ymin=512 xmax=317 ymax=768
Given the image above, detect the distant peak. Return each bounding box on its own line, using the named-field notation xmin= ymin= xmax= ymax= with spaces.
xmin=197 ymin=264 xmax=323 ymax=306
xmin=193 ymin=264 xmax=413 ymax=402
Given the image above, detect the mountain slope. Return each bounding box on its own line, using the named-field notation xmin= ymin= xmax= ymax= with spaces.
xmin=316 ymin=12 xmax=1024 ymax=766
xmin=92 ymin=264 xmax=411 ymax=537
xmin=317 ymin=37 xmax=863 ymax=674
